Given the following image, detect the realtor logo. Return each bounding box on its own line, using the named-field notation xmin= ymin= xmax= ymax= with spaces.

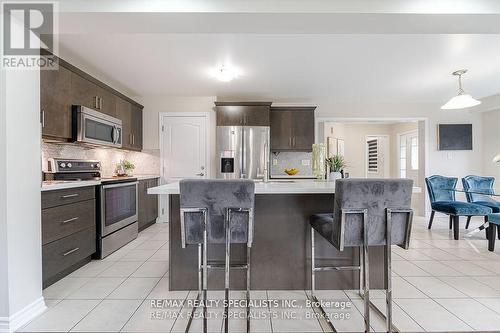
xmin=2 ymin=2 xmax=58 ymax=69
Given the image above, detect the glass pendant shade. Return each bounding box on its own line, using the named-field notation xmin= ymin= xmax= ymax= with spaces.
xmin=441 ymin=69 xmax=481 ymax=110
xmin=441 ymin=93 xmax=481 ymax=110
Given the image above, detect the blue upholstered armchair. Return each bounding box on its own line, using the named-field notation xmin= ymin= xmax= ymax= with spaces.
xmin=462 ymin=175 xmax=500 ymax=213
xmin=425 ymin=175 xmax=492 ymax=240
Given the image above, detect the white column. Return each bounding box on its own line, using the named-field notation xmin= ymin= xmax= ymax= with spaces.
xmin=0 ymin=19 xmax=45 ymax=333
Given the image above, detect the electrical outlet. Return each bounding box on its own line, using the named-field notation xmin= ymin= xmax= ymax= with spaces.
xmin=447 ymin=152 xmax=453 ymax=160
xmin=302 ymin=159 xmax=310 ymax=166
xmin=273 ymin=159 xmax=278 ymax=166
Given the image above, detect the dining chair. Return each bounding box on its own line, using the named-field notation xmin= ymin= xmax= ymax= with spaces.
xmin=462 ymin=175 xmax=500 ymax=227
xmin=486 ymin=213 xmax=500 ymax=251
xmin=425 ymin=175 xmax=492 ymax=240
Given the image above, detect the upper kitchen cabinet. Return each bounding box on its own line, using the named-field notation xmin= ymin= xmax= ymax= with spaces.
xmin=270 ymin=106 xmax=316 ymax=151
xmin=131 ymin=104 xmax=143 ymax=150
xmin=215 ymin=102 xmax=271 ymax=126
xmin=40 ymin=60 xmax=72 ymax=140
xmin=40 ymin=52 xmax=144 ymax=149
xmin=70 ymin=73 xmax=116 ymax=117
xmin=116 ymin=97 xmax=143 ymax=151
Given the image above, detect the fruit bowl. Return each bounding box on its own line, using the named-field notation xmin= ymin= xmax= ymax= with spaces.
xmin=284 ymin=168 xmax=299 ymax=176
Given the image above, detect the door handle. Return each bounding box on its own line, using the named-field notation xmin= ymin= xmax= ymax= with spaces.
xmin=195 ymin=172 xmax=205 ymax=177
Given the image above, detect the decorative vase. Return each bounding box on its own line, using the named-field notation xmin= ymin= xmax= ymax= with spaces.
xmin=330 ymin=171 xmax=342 ymax=180
xmin=312 ymin=143 xmax=326 ymax=180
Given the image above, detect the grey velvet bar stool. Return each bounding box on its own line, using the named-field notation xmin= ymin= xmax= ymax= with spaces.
xmin=309 ymin=179 xmax=414 ymax=333
xmin=179 ymin=179 xmax=255 ymax=333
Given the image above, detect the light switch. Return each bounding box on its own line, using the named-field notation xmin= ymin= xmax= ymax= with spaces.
xmin=273 ymin=159 xmax=278 ymax=166
xmin=302 ymin=159 xmax=310 ymax=166
xmin=447 ymin=152 xmax=453 ymax=160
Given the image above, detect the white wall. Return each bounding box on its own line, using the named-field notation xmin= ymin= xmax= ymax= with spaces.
xmin=0 ymin=35 xmax=45 ymax=333
xmin=482 ymin=109 xmax=500 ymax=180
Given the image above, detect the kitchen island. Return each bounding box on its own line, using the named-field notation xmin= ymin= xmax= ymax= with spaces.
xmin=148 ymin=181 xmax=385 ymax=290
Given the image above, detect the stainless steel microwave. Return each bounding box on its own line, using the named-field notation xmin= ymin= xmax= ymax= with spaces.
xmin=72 ymin=105 xmax=122 ymax=148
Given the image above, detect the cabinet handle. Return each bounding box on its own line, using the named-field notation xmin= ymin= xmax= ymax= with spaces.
xmin=99 ymin=97 xmax=103 ymax=110
xmin=129 ymin=133 xmax=133 ymax=144
xmin=61 ymin=217 xmax=79 ymax=224
xmin=289 ymin=137 xmax=292 ymax=147
xmin=61 ymin=193 xmax=79 ymax=199
xmin=292 ymin=137 xmax=296 ymax=147
xmin=41 ymin=109 xmax=45 ymax=128
xmin=62 ymin=247 xmax=80 ymax=256
xmin=132 ymin=134 xmax=135 ymax=145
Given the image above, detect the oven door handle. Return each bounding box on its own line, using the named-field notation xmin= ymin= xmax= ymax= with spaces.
xmin=102 ymin=181 xmax=139 ymax=189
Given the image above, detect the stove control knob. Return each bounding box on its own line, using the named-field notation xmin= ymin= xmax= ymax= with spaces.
xmin=95 ymin=163 xmax=100 ymax=169
xmin=67 ymin=163 xmax=72 ymax=168
xmin=59 ymin=162 xmax=66 ymax=168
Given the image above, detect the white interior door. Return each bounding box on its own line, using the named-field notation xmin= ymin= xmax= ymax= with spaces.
xmin=161 ymin=114 xmax=208 ymax=181
xmin=159 ymin=113 xmax=208 ymax=222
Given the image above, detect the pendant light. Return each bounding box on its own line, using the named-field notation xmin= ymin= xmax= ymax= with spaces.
xmin=441 ymin=69 xmax=481 ymax=110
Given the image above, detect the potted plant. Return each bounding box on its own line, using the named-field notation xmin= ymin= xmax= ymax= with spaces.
xmin=115 ymin=159 xmax=135 ymax=176
xmin=326 ymin=154 xmax=347 ymax=181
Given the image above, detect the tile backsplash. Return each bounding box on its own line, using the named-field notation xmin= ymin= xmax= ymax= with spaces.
xmin=42 ymin=142 xmax=160 ymax=177
xmin=270 ymin=151 xmax=313 ymax=177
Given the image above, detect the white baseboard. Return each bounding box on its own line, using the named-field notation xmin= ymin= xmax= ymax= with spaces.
xmin=0 ymin=297 xmax=46 ymax=333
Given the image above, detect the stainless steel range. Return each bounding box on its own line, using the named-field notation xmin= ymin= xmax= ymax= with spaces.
xmin=44 ymin=158 xmax=139 ymax=259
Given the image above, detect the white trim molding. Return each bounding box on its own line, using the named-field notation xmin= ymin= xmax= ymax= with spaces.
xmin=0 ymin=297 xmax=46 ymax=333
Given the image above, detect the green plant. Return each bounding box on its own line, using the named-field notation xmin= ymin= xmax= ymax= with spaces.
xmin=121 ymin=159 xmax=135 ymax=171
xmin=326 ymin=155 xmax=346 ymax=172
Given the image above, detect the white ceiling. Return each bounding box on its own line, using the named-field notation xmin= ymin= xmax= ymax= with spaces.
xmin=58 ymin=33 xmax=500 ymax=103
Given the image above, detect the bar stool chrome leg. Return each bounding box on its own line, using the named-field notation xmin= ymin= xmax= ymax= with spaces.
xmin=202 ymin=217 xmax=208 ymax=333
xmin=246 ymin=246 xmax=251 ymax=333
xmin=362 ymin=211 xmax=370 ymax=333
xmin=224 ymin=212 xmax=231 ymax=333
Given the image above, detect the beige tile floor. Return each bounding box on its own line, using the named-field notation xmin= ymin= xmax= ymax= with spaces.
xmin=18 ymin=215 xmax=500 ymax=332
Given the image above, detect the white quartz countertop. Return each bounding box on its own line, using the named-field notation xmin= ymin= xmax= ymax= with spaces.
xmin=148 ymin=180 xmax=337 ymax=195
xmin=147 ymin=181 xmax=423 ymax=195
xmin=41 ymin=174 xmax=160 ymax=191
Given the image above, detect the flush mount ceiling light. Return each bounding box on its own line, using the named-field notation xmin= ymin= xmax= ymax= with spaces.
xmin=441 ymin=69 xmax=481 ymax=110
xmin=211 ymin=65 xmax=239 ymax=82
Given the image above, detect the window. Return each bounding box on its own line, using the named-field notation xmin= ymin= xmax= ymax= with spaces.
xmin=399 ymin=136 xmax=406 ymax=178
xmin=367 ymin=139 xmax=378 ymax=173
xmin=410 ymin=137 xmax=419 ymax=170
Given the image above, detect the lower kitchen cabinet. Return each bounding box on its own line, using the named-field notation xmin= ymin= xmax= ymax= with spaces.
xmin=41 ymin=186 xmax=96 ymax=288
xmin=138 ymin=178 xmax=159 ymax=231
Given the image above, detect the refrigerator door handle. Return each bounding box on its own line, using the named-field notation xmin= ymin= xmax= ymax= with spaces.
xmin=241 ymin=127 xmax=245 ymax=178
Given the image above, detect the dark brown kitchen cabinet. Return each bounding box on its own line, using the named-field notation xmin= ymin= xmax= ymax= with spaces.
xmin=138 ymin=178 xmax=159 ymax=231
xmin=40 ymin=62 xmax=72 ymax=140
xmin=70 ymin=73 xmax=116 ymax=117
xmin=116 ymin=97 xmax=132 ymax=149
xmin=70 ymin=72 xmax=101 ymax=111
xmin=41 ymin=51 xmax=143 ymax=148
xmin=215 ymin=102 xmax=271 ymax=126
xmin=131 ymin=104 xmax=143 ymax=151
xmin=41 ymin=186 xmax=96 ymax=288
xmin=116 ymin=98 xmax=143 ymax=151
xmin=270 ymin=107 xmax=316 ymax=151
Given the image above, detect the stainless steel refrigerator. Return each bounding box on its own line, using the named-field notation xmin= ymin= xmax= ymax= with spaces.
xmin=216 ymin=126 xmax=270 ymax=180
